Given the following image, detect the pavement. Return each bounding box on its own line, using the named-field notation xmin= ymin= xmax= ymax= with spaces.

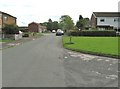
xmin=1 ymin=36 xmax=40 ymax=50
xmin=2 ymin=33 xmax=119 ymax=87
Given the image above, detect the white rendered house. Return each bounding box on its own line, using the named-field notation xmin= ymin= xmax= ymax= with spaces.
xmin=91 ymin=12 xmax=120 ymax=30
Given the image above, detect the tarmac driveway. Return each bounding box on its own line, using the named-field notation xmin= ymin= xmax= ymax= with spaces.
xmin=2 ymin=33 xmax=118 ymax=87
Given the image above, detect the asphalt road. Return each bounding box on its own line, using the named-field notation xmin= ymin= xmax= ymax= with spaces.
xmin=2 ymin=33 xmax=118 ymax=87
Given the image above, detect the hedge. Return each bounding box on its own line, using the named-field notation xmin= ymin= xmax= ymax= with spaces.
xmin=69 ymin=30 xmax=116 ymax=37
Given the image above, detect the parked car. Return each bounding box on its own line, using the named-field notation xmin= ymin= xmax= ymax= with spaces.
xmin=61 ymin=30 xmax=64 ymax=35
xmin=22 ymin=33 xmax=29 ymax=37
xmin=56 ymin=29 xmax=64 ymax=36
xmin=52 ymin=30 xmax=56 ymax=33
xmin=56 ymin=32 xmax=62 ymax=36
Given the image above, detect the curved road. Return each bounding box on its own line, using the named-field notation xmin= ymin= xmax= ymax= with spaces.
xmin=2 ymin=33 xmax=118 ymax=87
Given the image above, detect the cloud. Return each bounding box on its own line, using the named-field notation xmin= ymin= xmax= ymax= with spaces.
xmin=0 ymin=0 xmax=119 ymax=26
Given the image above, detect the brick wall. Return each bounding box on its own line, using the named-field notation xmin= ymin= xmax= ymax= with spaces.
xmin=28 ymin=22 xmax=39 ymax=32
xmin=2 ymin=14 xmax=16 ymax=27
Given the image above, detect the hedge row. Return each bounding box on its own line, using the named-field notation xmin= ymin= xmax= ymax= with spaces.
xmin=68 ymin=30 xmax=116 ymax=36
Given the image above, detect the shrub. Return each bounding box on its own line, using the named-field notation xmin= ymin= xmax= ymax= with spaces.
xmin=69 ymin=30 xmax=116 ymax=37
xmin=67 ymin=30 xmax=79 ymax=36
xmin=3 ymin=24 xmax=19 ymax=34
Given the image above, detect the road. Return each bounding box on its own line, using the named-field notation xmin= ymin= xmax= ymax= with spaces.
xmin=2 ymin=33 xmax=118 ymax=87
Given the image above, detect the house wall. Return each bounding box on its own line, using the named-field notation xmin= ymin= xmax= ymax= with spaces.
xmin=97 ymin=17 xmax=120 ymax=29
xmin=0 ymin=13 xmax=2 ymax=32
xmin=90 ymin=14 xmax=97 ymax=28
xmin=28 ymin=23 xmax=39 ymax=32
xmin=38 ymin=26 xmax=42 ymax=33
xmin=2 ymin=14 xmax=16 ymax=27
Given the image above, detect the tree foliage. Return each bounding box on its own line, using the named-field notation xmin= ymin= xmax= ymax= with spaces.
xmin=52 ymin=21 xmax=59 ymax=30
xmin=42 ymin=19 xmax=60 ymax=32
xmin=47 ymin=19 xmax=53 ymax=31
xmin=59 ymin=15 xmax=74 ymax=32
xmin=2 ymin=24 xmax=19 ymax=34
xmin=76 ymin=15 xmax=89 ymax=30
xmin=79 ymin=15 xmax=83 ymax=20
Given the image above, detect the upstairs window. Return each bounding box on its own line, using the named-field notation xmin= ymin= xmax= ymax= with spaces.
xmin=114 ymin=18 xmax=117 ymax=22
xmin=3 ymin=16 xmax=8 ymax=21
xmin=114 ymin=18 xmax=120 ymax=22
xmin=100 ymin=19 xmax=105 ymax=22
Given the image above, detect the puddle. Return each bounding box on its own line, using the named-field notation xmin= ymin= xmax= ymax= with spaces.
xmin=97 ymin=59 xmax=103 ymax=61
xmin=64 ymin=56 xmax=68 ymax=59
xmin=105 ymin=60 xmax=110 ymax=62
xmin=8 ymin=43 xmax=21 ymax=46
xmin=109 ymin=64 xmax=112 ymax=66
xmin=70 ymin=55 xmax=79 ymax=57
xmin=105 ymin=75 xmax=118 ymax=80
xmin=91 ymin=71 xmax=102 ymax=75
xmin=68 ymin=51 xmax=95 ymax=61
xmin=112 ymin=61 xmax=118 ymax=64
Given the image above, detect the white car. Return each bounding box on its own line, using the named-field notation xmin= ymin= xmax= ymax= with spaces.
xmin=52 ymin=30 xmax=56 ymax=33
xmin=57 ymin=29 xmax=64 ymax=35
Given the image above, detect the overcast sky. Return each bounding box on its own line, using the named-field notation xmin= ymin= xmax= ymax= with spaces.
xmin=0 ymin=0 xmax=119 ymax=26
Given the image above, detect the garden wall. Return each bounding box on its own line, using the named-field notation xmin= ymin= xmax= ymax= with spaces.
xmin=4 ymin=34 xmax=22 ymax=40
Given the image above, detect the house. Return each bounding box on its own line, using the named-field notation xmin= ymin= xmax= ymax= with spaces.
xmin=0 ymin=11 xmax=17 ymax=32
xmin=90 ymin=12 xmax=120 ymax=31
xmin=0 ymin=11 xmax=17 ymax=38
xmin=28 ymin=22 xmax=47 ymax=33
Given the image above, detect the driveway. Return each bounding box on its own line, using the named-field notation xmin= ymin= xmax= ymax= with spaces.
xmin=2 ymin=33 xmax=118 ymax=87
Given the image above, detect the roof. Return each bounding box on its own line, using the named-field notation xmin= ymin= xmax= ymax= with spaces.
xmin=28 ymin=22 xmax=39 ymax=25
xmin=0 ymin=11 xmax=17 ymax=19
xmin=93 ymin=12 xmax=120 ymax=17
xmin=28 ymin=22 xmax=47 ymax=29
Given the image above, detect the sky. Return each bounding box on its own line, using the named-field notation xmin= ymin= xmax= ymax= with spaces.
xmin=0 ymin=0 xmax=119 ymax=26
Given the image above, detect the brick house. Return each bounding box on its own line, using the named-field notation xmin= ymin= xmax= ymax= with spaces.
xmin=0 ymin=11 xmax=17 ymax=32
xmin=0 ymin=11 xmax=17 ymax=38
xmin=90 ymin=12 xmax=120 ymax=30
xmin=28 ymin=22 xmax=47 ymax=33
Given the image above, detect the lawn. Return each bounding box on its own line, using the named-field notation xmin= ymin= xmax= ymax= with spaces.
xmin=63 ymin=36 xmax=119 ymax=58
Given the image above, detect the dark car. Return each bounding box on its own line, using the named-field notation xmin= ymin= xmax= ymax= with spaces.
xmin=56 ymin=32 xmax=62 ymax=36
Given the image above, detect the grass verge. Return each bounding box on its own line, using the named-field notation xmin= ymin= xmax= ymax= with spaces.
xmin=0 ymin=39 xmax=14 ymax=42
xmin=63 ymin=36 xmax=119 ymax=59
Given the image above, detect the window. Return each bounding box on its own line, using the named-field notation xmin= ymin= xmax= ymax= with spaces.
xmin=114 ymin=18 xmax=120 ymax=22
xmin=100 ymin=19 xmax=105 ymax=22
xmin=3 ymin=16 xmax=8 ymax=21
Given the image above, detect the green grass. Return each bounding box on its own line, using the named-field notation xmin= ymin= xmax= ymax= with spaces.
xmin=0 ymin=39 xmax=14 ymax=42
xmin=63 ymin=36 xmax=119 ymax=57
xmin=35 ymin=33 xmax=43 ymax=36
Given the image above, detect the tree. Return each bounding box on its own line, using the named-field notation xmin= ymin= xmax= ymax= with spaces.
xmin=47 ymin=19 xmax=53 ymax=31
xmin=79 ymin=15 xmax=83 ymax=20
xmin=52 ymin=21 xmax=59 ymax=31
xmin=2 ymin=24 xmax=19 ymax=34
xmin=59 ymin=15 xmax=74 ymax=32
xmin=60 ymin=15 xmax=74 ymax=44
xmin=76 ymin=15 xmax=89 ymax=30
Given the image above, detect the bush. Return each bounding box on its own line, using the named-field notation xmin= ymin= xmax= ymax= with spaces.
xmin=3 ymin=24 xmax=19 ymax=34
xmin=69 ymin=30 xmax=116 ymax=37
xmin=67 ymin=30 xmax=79 ymax=36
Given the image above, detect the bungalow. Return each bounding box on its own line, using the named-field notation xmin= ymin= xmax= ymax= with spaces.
xmin=90 ymin=12 xmax=120 ymax=31
xmin=28 ymin=22 xmax=47 ymax=33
